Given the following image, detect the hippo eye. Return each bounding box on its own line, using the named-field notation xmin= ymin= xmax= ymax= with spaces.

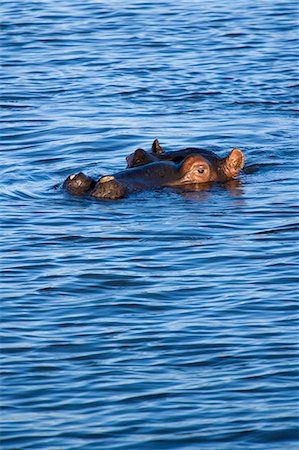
xmin=198 ymin=166 xmax=205 ymax=174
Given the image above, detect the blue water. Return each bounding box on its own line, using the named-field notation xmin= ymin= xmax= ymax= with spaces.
xmin=1 ymin=1 xmax=298 ymax=449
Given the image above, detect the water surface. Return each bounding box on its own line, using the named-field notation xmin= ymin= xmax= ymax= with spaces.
xmin=1 ymin=1 xmax=298 ymax=449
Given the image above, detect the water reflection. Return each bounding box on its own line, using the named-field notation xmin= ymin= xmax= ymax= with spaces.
xmin=174 ymin=178 xmax=244 ymax=200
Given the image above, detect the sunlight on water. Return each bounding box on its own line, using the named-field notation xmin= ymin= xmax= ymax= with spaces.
xmin=1 ymin=0 xmax=298 ymax=449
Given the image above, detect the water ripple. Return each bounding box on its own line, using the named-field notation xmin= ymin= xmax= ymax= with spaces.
xmin=1 ymin=0 xmax=298 ymax=449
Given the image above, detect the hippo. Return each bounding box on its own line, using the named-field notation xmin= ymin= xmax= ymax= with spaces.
xmin=63 ymin=141 xmax=244 ymax=200
xmin=64 ymin=148 xmax=243 ymax=199
xmin=126 ymin=139 xmax=244 ymax=178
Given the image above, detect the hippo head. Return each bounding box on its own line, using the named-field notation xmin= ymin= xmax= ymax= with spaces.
xmin=63 ymin=172 xmax=96 ymax=196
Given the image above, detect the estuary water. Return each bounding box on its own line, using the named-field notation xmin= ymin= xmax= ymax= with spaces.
xmin=1 ymin=1 xmax=298 ymax=449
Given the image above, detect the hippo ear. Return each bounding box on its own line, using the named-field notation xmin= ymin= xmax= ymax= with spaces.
xmin=126 ymin=148 xmax=147 ymax=167
xmin=135 ymin=148 xmax=147 ymax=158
xmin=222 ymin=148 xmax=245 ymax=178
xmin=152 ymin=139 xmax=164 ymax=155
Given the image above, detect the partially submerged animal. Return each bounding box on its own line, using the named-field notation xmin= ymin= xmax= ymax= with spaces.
xmin=64 ymin=144 xmax=244 ymax=200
